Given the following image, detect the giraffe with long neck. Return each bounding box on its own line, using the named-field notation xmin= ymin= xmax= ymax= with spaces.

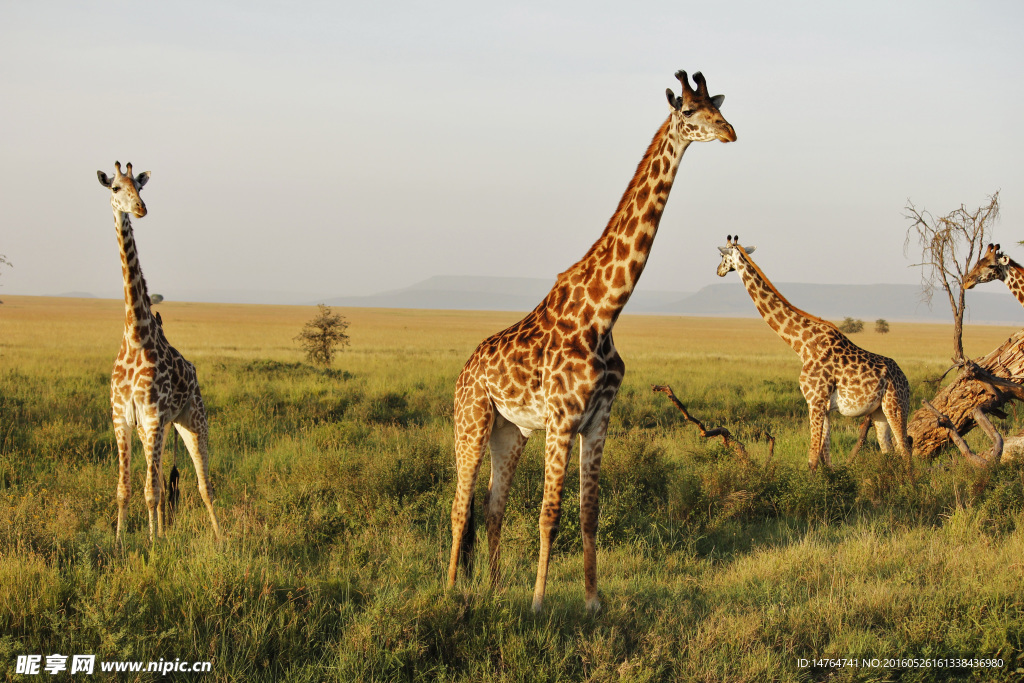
xmin=448 ymin=71 xmax=736 ymax=612
xmin=964 ymin=243 xmax=1024 ymax=307
xmin=97 ymin=162 xmax=222 ymax=543
xmin=716 ymin=236 xmax=912 ymax=471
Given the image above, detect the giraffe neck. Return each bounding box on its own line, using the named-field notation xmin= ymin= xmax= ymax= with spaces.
xmin=553 ymin=117 xmax=692 ymax=332
xmin=114 ymin=210 xmax=156 ymax=346
xmin=1003 ymin=259 xmax=1024 ymax=308
xmin=735 ymin=253 xmax=827 ymax=361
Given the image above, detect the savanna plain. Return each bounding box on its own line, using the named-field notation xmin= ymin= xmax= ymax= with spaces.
xmin=2 ymin=296 xmax=1024 ymax=682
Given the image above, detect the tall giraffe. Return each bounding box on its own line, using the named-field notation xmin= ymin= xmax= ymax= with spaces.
xmin=448 ymin=71 xmax=736 ymax=612
xmin=97 ymin=162 xmax=222 ymax=542
xmin=964 ymin=243 xmax=1024 ymax=307
xmin=716 ymin=236 xmax=913 ymax=472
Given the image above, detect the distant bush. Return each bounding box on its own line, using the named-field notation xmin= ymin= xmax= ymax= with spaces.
xmin=838 ymin=317 xmax=864 ymax=334
xmin=295 ymin=304 xmax=350 ymax=368
xmin=875 ymin=318 xmax=890 ymax=334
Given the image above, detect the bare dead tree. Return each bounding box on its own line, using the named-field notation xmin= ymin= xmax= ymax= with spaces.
xmin=904 ymin=192 xmax=1000 ymax=363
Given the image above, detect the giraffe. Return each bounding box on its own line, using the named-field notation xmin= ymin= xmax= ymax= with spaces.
xmin=716 ymin=236 xmax=913 ymax=472
xmin=964 ymin=243 xmax=1024 ymax=307
xmin=97 ymin=161 xmax=222 ymax=543
xmin=447 ymin=71 xmax=737 ymax=613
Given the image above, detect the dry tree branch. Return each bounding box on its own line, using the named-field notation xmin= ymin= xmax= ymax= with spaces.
xmin=652 ymin=384 xmax=749 ymax=460
xmin=922 ymin=401 xmax=1003 ymax=467
xmin=847 ymin=416 xmax=873 ymax=464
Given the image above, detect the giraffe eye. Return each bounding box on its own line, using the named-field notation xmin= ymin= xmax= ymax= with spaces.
xmin=112 ymin=186 xmax=121 ymax=193
xmin=682 ymin=110 xmax=694 ymax=117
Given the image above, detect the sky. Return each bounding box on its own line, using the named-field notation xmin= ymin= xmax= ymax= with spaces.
xmin=1 ymin=0 xmax=1022 ymax=304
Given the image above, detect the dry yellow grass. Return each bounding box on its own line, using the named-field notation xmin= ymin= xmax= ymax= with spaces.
xmin=3 ymin=294 xmax=1017 ymax=367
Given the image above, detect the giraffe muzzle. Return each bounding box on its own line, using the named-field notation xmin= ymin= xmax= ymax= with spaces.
xmin=717 ymin=124 xmax=737 ymax=143
xmin=133 ymin=204 xmax=148 ymax=218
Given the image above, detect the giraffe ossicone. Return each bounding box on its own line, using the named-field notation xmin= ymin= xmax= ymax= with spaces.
xmin=716 ymin=237 xmax=913 ymax=472
xmin=98 ymin=161 xmax=222 ymax=544
xmin=447 ymin=71 xmax=736 ymax=613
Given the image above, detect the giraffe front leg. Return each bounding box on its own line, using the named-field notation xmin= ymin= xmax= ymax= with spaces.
xmin=113 ymin=418 xmax=132 ymax=543
xmin=175 ymin=403 xmax=224 ymax=541
xmin=579 ymin=418 xmax=610 ymax=613
xmin=485 ymin=414 xmax=528 ymax=589
xmin=533 ymin=425 xmax=574 ymax=614
xmin=807 ymin=402 xmax=830 ymax=472
xmin=141 ymin=422 xmax=167 ymax=541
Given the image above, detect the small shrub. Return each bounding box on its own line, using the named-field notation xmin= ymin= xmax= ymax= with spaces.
xmin=295 ymin=304 xmax=350 ymax=368
xmin=875 ymin=318 xmax=890 ymax=334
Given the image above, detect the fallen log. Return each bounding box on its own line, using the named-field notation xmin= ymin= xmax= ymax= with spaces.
xmin=909 ymin=327 xmax=1024 ymax=459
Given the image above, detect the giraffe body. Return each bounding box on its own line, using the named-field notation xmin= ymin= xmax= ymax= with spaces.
xmin=964 ymin=243 xmax=1024 ymax=307
xmin=716 ymin=238 xmax=912 ymax=471
xmin=98 ymin=162 xmax=222 ymax=543
xmin=448 ymin=72 xmax=736 ymax=612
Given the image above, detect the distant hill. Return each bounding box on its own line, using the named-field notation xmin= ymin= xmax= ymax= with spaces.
xmin=323 ymin=276 xmax=1024 ymax=324
xmin=666 ymin=282 xmax=1024 ymax=324
xmin=320 ymin=276 xmax=694 ymax=314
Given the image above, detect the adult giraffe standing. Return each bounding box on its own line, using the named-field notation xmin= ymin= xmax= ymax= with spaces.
xmin=97 ymin=162 xmax=222 ymax=543
xmin=716 ymin=236 xmax=913 ymax=473
xmin=447 ymin=71 xmax=737 ymax=612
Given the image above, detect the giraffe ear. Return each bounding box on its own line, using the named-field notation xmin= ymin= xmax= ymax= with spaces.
xmin=135 ymin=171 xmax=151 ymax=188
xmin=97 ymin=171 xmax=112 ymax=188
xmin=745 ymin=246 xmax=756 ymax=255
xmin=999 ymin=255 xmax=1010 ymax=266
xmin=710 ymin=94 xmax=725 ymax=109
xmin=718 ymin=246 xmax=730 ymax=255
xmin=666 ymin=88 xmax=681 ymax=111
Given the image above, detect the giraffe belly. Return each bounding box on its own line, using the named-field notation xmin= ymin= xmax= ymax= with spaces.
xmin=493 ymin=400 xmax=545 ymax=435
xmin=830 ymin=390 xmax=881 ymax=418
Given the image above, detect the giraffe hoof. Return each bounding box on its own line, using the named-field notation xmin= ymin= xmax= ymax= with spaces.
xmin=585 ymin=597 xmax=602 ymax=614
xmin=532 ymin=597 xmax=544 ymax=614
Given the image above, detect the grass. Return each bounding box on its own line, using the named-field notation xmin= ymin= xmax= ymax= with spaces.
xmin=1 ymin=295 xmax=1024 ymax=681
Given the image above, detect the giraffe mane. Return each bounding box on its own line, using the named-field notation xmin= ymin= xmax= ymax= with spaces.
xmin=738 ymin=248 xmax=841 ymax=332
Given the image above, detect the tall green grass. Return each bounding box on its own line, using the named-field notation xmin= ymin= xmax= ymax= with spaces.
xmin=1 ymin=297 xmax=1023 ymax=681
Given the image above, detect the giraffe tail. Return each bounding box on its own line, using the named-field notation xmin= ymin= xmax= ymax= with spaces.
xmin=167 ymin=464 xmax=180 ymax=517
xmin=459 ymin=495 xmax=477 ymax=574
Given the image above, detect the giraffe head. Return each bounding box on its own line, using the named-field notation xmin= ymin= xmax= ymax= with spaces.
xmin=97 ymin=161 xmax=150 ymax=218
xmin=716 ymin=235 xmax=756 ymax=276
xmin=665 ymin=71 xmax=737 ymax=143
xmin=964 ymin=243 xmax=1010 ymax=290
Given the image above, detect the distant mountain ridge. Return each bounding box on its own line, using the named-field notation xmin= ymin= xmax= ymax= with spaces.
xmin=323 ymin=276 xmax=1024 ymax=324
xmin=39 ymin=276 xmax=1024 ymax=324
xmin=320 ymin=275 xmax=691 ymax=314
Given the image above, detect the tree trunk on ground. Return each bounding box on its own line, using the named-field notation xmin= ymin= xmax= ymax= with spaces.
xmin=909 ymin=328 xmax=1024 ymax=460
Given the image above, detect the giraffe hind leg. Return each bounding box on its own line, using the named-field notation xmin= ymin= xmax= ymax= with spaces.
xmin=174 ymin=410 xmax=223 ymax=541
xmin=141 ymin=422 xmax=168 ymax=541
xmin=485 ymin=413 xmax=529 ymax=588
xmin=448 ymin=389 xmax=493 ymax=588
xmin=881 ymin=385 xmax=914 ymax=480
xmin=871 ymin=407 xmax=893 ymax=453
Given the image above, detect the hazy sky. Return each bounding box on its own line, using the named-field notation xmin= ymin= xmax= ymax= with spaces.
xmin=2 ymin=1 xmax=1022 ymax=303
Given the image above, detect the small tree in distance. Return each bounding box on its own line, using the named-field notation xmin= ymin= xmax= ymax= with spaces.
xmin=875 ymin=319 xmax=890 ymax=334
xmin=151 ymin=293 xmax=164 ymax=304
xmin=295 ymin=304 xmax=350 ymax=368
xmin=838 ymin=317 xmax=864 ymax=334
